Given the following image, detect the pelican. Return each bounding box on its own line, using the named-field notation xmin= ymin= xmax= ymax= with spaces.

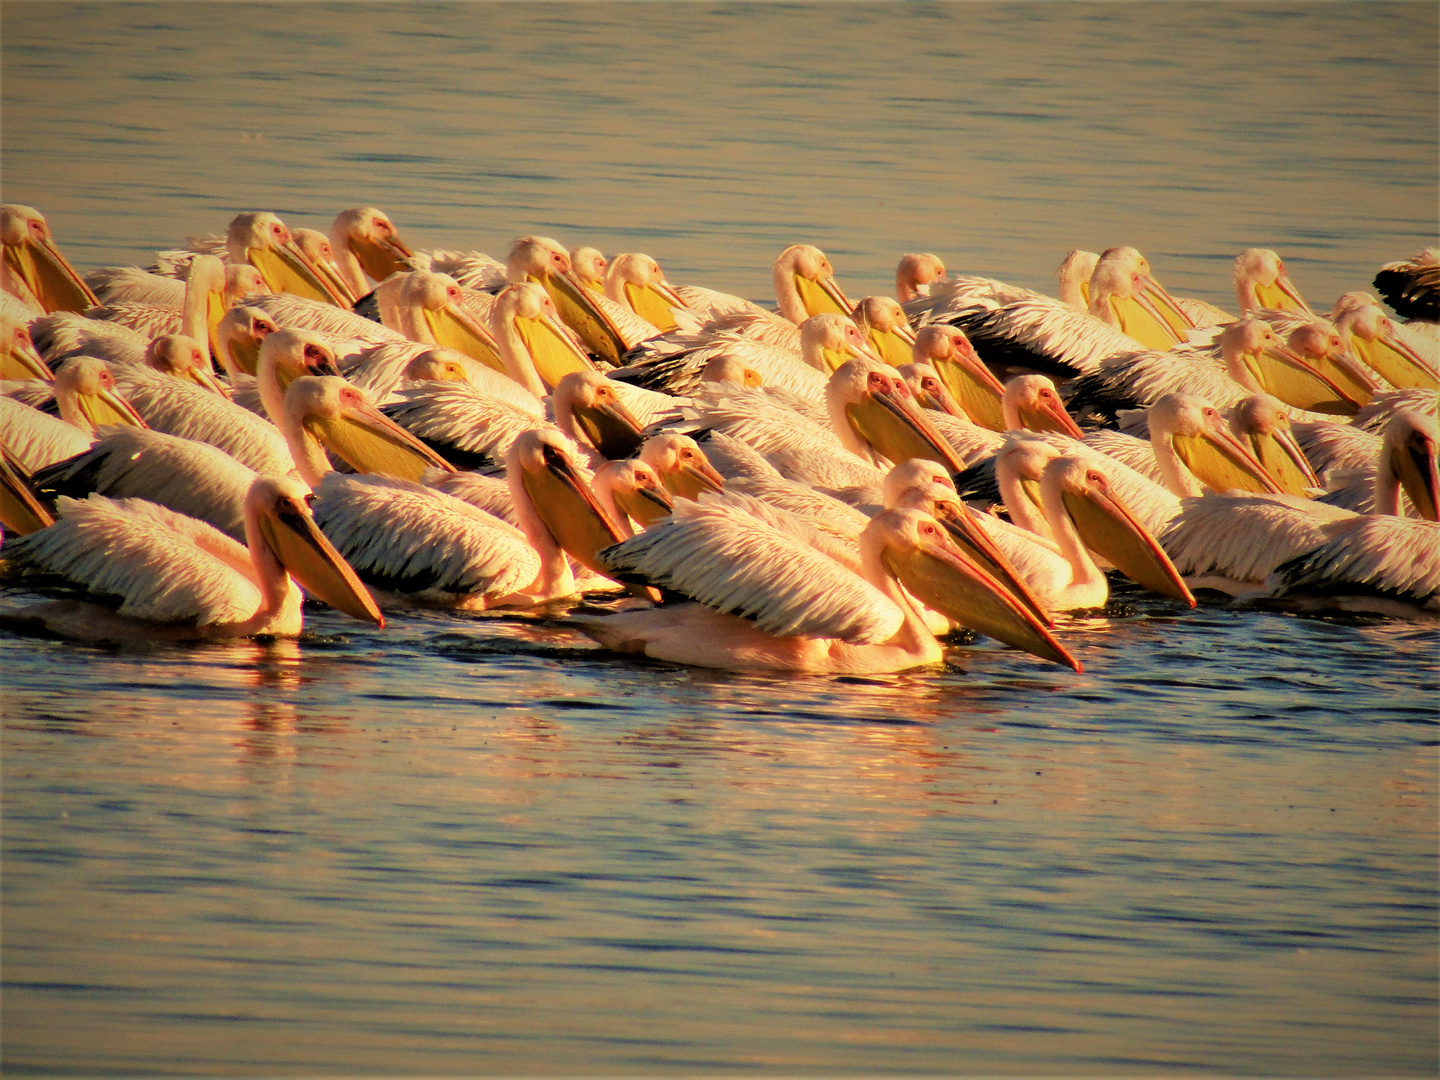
xmin=772 ymin=244 xmax=854 ymax=323
xmin=592 ymin=459 xmax=674 ymax=535
xmin=138 ymin=334 xmax=228 ymax=396
xmin=1003 ymin=374 xmax=1085 ymax=438
xmin=506 ymin=236 xmax=629 ymax=365
xmin=895 ymin=253 xmax=947 ymax=303
xmin=1227 ymin=394 xmax=1320 ymax=496
xmin=1234 ymin=248 xmax=1314 ymax=315
xmin=0 ymin=395 xmax=92 ymax=472
xmin=638 ymin=434 xmax=727 ymax=501
xmin=31 ymin=310 xmax=150 ymax=368
xmin=571 ymin=247 xmax=608 ymax=293
xmin=851 ymin=296 xmax=918 ymax=368
xmin=345 ymin=342 xmax=544 ymax=415
xmin=388 ymin=270 xmax=505 ymax=371
xmin=282 ymin=375 xmax=453 ymax=484
xmin=550 ymin=371 xmax=648 ymax=460
xmin=1 ymin=311 xmax=54 ymax=381
xmin=1266 ymin=517 xmax=1439 ymax=615
xmin=572 ymin=502 xmax=1077 ymax=673
xmin=1373 ymin=248 xmax=1439 ymax=323
xmin=1 ymin=204 xmax=97 ymax=314
xmin=329 ymin=207 xmax=414 ymax=299
xmin=1332 ymin=302 xmax=1439 ymax=391
xmin=1056 ymin=250 xmax=1100 ymax=310
xmin=1315 ymin=411 xmax=1438 ymax=518
xmin=220 ymin=212 xmax=350 ymax=306
xmin=827 ymin=359 xmax=966 ymax=477
xmin=213 ymin=306 xmax=280 ymax=380
xmin=896 ymin=362 xmax=965 ymax=417
xmin=3 ymin=476 xmax=382 ymax=641
xmin=47 ymin=357 xmax=149 ymax=434
xmin=912 ymin=324 xmax=1007 ymax=432
xmin=407 ymin=248 xmax=508 ymax=292
xmin=490 ymin=281 xmax=597 ymax=398
xmin=31 ymin=426 xmax=259 ymax=541
xmin=603 ymin=252 xmax=688 ymax=333
xmin=1087 ymin=258 xmax=1186 ymax=351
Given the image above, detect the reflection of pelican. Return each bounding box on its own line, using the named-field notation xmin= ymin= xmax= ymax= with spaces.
xmin=4 ymin=476 xmax=382 ymax=640
xmin=574 ymin=502 xmax=1077 ymax=672
xmin=1 ymin=204 xmax=98 ymax=314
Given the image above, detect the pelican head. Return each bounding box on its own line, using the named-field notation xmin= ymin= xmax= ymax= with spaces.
xmin=852 ymin=295 xmax=918 ymax=366
xmin=506 ymin=236 xmax=626 ymax=365
xmin=507 ymin=427 xmax=627 ymax=576
xmin=865 ymin=507 xmax=1078 ymax=670
xmin=282 ymin=374 xmax=453 ymax=487
xmin=700 ymin=354 xmax=764 ymax=388
xmin=639 ymin=433 xmax=725 ymax=501
xmin=1 ymin=204 xmax=98 ymax=313
xmin=291 ymin=227 xmax=355 ymax=305
xmin=827 ymin=358 xmax=963 ymax=474
xmin=331 ymin=207 xmax=413 ymax=288
xmin=1002 ymin=374 xmax=1083 ymax=438
xmin=604 ymin=252 xmax=686 ymax=331
xmin=215 ymin=305 xmax=279 ymax=379
xmin=774 ymin=244 xmax=852 ymax=324
xmin=896 ymin=362 xmax=964 ymax=417
xmin=246 ymin=474 xmax=384 ymax=628
xmin=1056 ymin=249 xmax=1100 ymax=310
xmin=144 ymin=333 xmax=227 ymax=396
xmin=404 ymin=349 xmax=472 ymax=384
xmin=552 ymin=370 xmax=645 ymax=460
xmin=799 ymin=312 xmax=879 ymax=373
xmin=1227 ymin=394 xmax=1319 ymax=495
xmin=399 ymin=270 xmax=502 ymax=372
xmin=913 ymin=324 xmax=1006 ymax=431
xmin=226 ymin=211 xmax=348 ymax=306
xmin=1218 ymin=317 xmax=1356 ymax=412
xmin=1331 ymin=291 xmax=1379 ymax=318
xmin=490 ymin=280 xmax=594 ymax=397
xmin=882 ymin=459 xmax=956 ymax=506
xmin=1234 ymin=248 xmax=1312 ymax=315
xmin=1096 ymin=245 xmax=1193 ymax=335
xmin=256 ymin=327 xmax=340 ymax=425
xmin=1148 ymin=392 xmax=1282 ymax=497
xmin=592 ymin=458 xmax=673 ymax=534
xmin=571 ymin=246 xmax=608 ymax=291
xmin=995 ymin=434 xmax=1061 ymax=540
xmin=895 ymin=252 xmax=947 ymax=303
xmin=1380 ymin=410 xmax=1438 ymax=521
xmin=1332 ymin=303 xmax=1439 ymax=391
xmin=224 ymin=264 xmax=267 ymax=304
xmin=1041 ymin=454 xmax=1194 ymax=605
xmin=52 ymin=357 xmax=147 ymax=433
xmin=1088 ymin=258 xmax=1184 ymax=349
xmin=0 ymin=311 xmax=53 ymax=381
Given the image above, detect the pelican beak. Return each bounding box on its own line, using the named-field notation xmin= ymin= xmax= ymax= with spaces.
xmin=1061 ymin=478 xmax=1195 ymax=605
xmin=205 ymin=290 xmax=229 ymax=361
xmin=618 ymin=483 xmax=674 ymax=527
xmin=259 ymin=494 xmax=384 ymax=627
xmin=1249 ymin=425 xmax=1319 ymax=495
xmin=793 ymin=272 xmax=853 ymax=319
xmin=522 ymin=443 xmax=631 ymax=579
xmin=666 ymin=455 xmax=725 ymax=501
xmin=867 ymin=325 xmax=916 ymax=368
xmin=1125 ymin=286 xmax=1185 ymax=346
xmin=422 ymin=302 xmax=506 ymax=373
xmin=933 ymin=346 xmax=1006 ymax=432
xmin=78 ymin=383 xmax=149 ymax=431
xmin=535 ymin=270 xmax=628 ymax=366
xmin=311 ymin=253 xmax=357 ymax=307
xmin=623 ymin=278 xmax=687 ymax=333
xmin=883 ymin=531 xmax=1080 ymax=671
xmin=1254 ymin=275 xmax=1314 ymax=315
xmin=1172 ymin=419 xmax=1284 ymax=495
xmin=1352 ymin=332 xmax=1440 ymax=391
xmin=1394 ymin=429 xmax=1439 ymax=522
xmin=2 ymin=335 xmax=53 ymax=382
xmin=3 ymin=232 xmax=98 ymax=313
xmin=352 ymin=230 xmax=414 ymax=284
xmin=513 ymin=310 xmax=597 ymax=390
xmin=1254 ymin=343 xmax=1364 ymax=415
xmin=930 ymin=499 xmax=1055 ymax=627
xmin=304 ymin=394 xmax=455 ymax=483
xmin=1141 ymin=272 xmax=1196 ymax=333
xmin=1017 ymin=396 xmax=1084 ymax=440
xmin=922 ymin=379 xmax=966 ymax=418
xmin=182 ymin=360 xmax=230 ymax=397
xmin=846 ymin=380 xmax=964 ymax=475
xmin=0 ymin=450 xmax=54 ymax=536
xmin=245 ymin=241 xmax=348 ymax=306
xmin=573 ymin=395 xmax=645 ymax=460
xmin=224 ymin=325 xmax=273 ymax=377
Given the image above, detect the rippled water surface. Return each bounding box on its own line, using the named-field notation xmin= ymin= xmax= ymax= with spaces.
xmin=3 ymin=2 xmax=1438 ymax=1074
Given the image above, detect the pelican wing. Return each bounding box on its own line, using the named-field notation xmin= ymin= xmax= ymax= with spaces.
xmin=676 ymin=389 xmax=845 ymax=458
xmin=1082 ymin=429 xmax=1166 ymax=485
xmin=599 ymin=501 xmax=903 ymax=643
xmin=927 ymin=411 xmax=1006 ymax=470
xmin=383 ymin=382 xmax=556 ymax=467
xmin=1161 ymin=491 xmax=1355 ymax=583
xmin=1291 ymin=420 xmax=1378 ymax=476
xmin=695 ymin=489 xmax=862 ymax=573
xmin=7 ymin=494 xmax=260 ymax=624
xmin=88 ymin=300 xmax=183 ymax=340
xmin=614 ymin=334 xmax=827 ymax=401
xmin=423 ymin=468 xmax=520 ymax=528
xmin=247 ymin=293 xmax=406 ymax=346
xmin=0 ymin=395 xmax=94 ymax=471
xmin=934 ymin=295 xmax=1141 ymax=378
xmin=766 ymin=444 xmax=887 ymax=494
xmin=1269 ymin=517 xmax=1440 ymax=602
xmin=310 ymin=473 xmax=539 ymax=599
xmin=86 ymin=266 xmax=186 ymax=309
xmin=113 ymin=365 xmax=296 ymax=476
xmin=31 ymin=311 xmax=149 ymax=366
xmin=671 ymin=284 xmax=774 ymax=325
xmin=31 ymin=428 xmax=256 ymax=541
xmin=1352 ymin=388 xmax=1439 ymax=434
xmin=410 ymin=249 xmax=508 ymax=292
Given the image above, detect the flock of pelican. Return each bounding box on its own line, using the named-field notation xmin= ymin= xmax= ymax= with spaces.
xmin=0 ymin=202 xmax=1435 ymax=674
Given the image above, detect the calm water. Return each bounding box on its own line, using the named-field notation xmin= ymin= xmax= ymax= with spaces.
xmin=2 ymin=3 xmax=1438 ymax=1074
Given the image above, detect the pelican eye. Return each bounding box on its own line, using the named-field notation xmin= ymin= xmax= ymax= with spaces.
xmin=304 ymin=345 xmax=327 ymax=364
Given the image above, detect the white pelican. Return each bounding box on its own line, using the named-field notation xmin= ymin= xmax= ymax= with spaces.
xmin=329 ymin=207 xmax=414 ymax=300
xmin=138 ymin=334 xmax=229 ymax=396
xmin=1 ymin=311 xmax=54 ymax=381
xmin=3 ymin=476 xmax=382 ymax=641
xmin=603 ymin=252 xmax=688 ymax=334
xmin=592 ymin=459 xmax=674 ymax=536
xmin=1 ymin=204 xmax=98 ymax=314
xmin=550 ymin=370 xmax=648 ymax=460
xmin=246 ymin=290 xmax=407 ymax=349
xmin=224 ymin=212 xmax=350 ymax=306
xmin=48 ymin=357 xmax=149 ymax=434
xmin=1266 ymin=517 xmax=1439 ymax=615
xmin=571 ymin=247 xmax=608 ymax=294
xmin=1003 ymin=374 xmax=1085 ymax=438
xmin=344 ymin=342 xmax=544 ymax=415
xmin=771 ymin=244 xmax=854 ymax=324
xmin=289 ymin=228 xmax=357 ymax=306
xmin=0 ymin=395 xmax=92 ymax=472
xmin=387 ymin=270 xmax=504 ymax=371
xmin=506 ymin=236 xmax=629 ymax=365
xmin=1314 ymin=411 xmax=1438 ymax=519
xmin=638 ymin=434 xmax=727 ymax=501
xmin=407 ymin=248 xmax=509 ymax=292
xmin=573 ymin=502 xmax=1077 ymax=673
xmin=1372 ymin=248 xmax=1439 ymax=323
xmin=30 ymin=426 xmax=259 ymax=541
xmin=826 ymin=359 xmax=966 ymax=476
xmin=381 ymin=379 xmax=562 ymax=471
xmin=851 ymin=296 xmax=918 ymax=369
xmin=1234 ymin=248 xmax=1314 ymax=316
xmin=214 ymin=305 xmax=280 ymax=380
xmin=895 ymin=253 xmax=947 ymax=303
xmin=1332 ymin=302 xmax=1439 ymax=391
xmin=1087 ymin=257 xmax=1186 ymax=351
xmin=911 ymin=324 xmax=1007 ymax=432
xmin=282 ymin=375 xmax=453 ymax=485
xmin=1056 ymin=250 xmax=1100 ymax=310
xmin=490 ymin=281 xmax=597 ymax=398
xmin=896 ymin=362 xmax=966 ymax=417
xmin=1227 ymin=394 xmax=1319 ymax=496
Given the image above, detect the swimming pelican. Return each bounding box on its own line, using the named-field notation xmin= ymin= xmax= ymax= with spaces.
xmin=895 ymin=253 xmax=948 ymax=303
xmin=1087 ymin=258 xmax=1185 ymax=351
xmin=550 ymin=371 xmax=648 ymax=460
xmin=329 ymin=207 xmax=414 ymax=299
xmin=1315 ymin=411 xmax=1438 ymax=518
xmin=1056 ymin=250 xmax=1100 ymax=311
xmin=571 ymin=247 xmax=608 ymax=294
xmin=1226 ymin=394 xmax=1320 ymax=496
xmin=827 ymin=360 xmax=966 ymax=476
xmin=220 ymin=212 xmax=350 ymax=306
xmin=638 ymin=434 xmax=727 ymax=501
xmin=47 ymin=357 xmax=149 ymax=434
xmin=592 ymin=459 xmax=674 ymax=536
xmin=1266 ymin=517 xmax=1439 ymax=615
xmin=851 ymin=296 xmax=918 ymax=368
xmin=385 ymin=270 xmax=505 ymax=371
xmin=282 ymin=375 xmax=454 ymax=484
xmin=912 ymin=324 xmax=1007 ymax=431
xmin=572 ymin=501 xmax=1077 ymax=673
xmin=212 ymin=306 xmax=280 ymax=381
xmin=1 ymin=204 xmax=98 ymax=314
xmin=0 ymin=395 xmax=92 ymax=473
xmin=1332 ymin=302 xmax=1439 ymax=391
xmin=1234 ymin=248 xmax=1314 ymax=316
xmin=506 ymin=236 xmax=629 ymax=365
xmin=603 ymin=252 xmax=688 ymax=333
xmin=3 ymin=476 xmax=382 ymax=641
xmin=1003 ymin=374 xmax=1086 ymax=438
xmin=0 ymin=311 xmax=54 ymax=381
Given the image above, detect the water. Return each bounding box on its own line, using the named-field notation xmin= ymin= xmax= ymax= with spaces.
xmin=2 ymin=3 xmax=1438 ymax=1073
